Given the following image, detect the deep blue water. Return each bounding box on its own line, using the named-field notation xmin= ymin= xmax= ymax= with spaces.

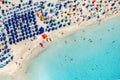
xmin=25 ymin=16 xmax=120 ymax=80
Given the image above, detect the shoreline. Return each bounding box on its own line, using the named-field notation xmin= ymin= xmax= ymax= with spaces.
xmin=0 ymin=0 xmax=120 ymax=79
xmin=0 ymin=11 xmax=119 ymax=79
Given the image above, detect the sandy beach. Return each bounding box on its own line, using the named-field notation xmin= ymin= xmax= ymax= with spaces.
xmin=0 ymin=0 xmax=120 ymax=79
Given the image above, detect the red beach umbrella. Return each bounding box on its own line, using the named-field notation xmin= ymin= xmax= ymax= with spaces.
xmin=94 ymin=0 xmax=96 ymax=2
xmin=42 ymin=34 xmax=47 ymax=39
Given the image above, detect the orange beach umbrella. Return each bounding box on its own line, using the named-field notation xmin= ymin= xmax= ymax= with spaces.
xmin=0 ymin=20 xmax=2 ymax=22
xmin=36 ymin=12 xmax=40 ymax=17
xmin=42 ymin=34 xmax=47 ymax=39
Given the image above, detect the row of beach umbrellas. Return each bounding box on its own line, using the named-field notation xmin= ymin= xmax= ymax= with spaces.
xmin=0 ymin=31 xmax=13 ymax=68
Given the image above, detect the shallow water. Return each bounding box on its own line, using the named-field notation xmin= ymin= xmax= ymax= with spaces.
xmin=25 ymin=15 xmax=120 ymax=80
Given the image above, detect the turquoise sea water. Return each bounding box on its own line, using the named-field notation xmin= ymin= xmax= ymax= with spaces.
xmin=25 ymin=16 xmax=120 ymax=80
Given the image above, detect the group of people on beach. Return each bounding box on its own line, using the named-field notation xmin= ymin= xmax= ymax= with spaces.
xmin=0 ymin=0 xmax=120 ymax=68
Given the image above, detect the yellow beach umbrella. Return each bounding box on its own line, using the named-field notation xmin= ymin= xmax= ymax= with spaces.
xmin=67 ymin=12 xmax=72 ymax=15
xmin=40 ymin=16 xmax=44 ymax=21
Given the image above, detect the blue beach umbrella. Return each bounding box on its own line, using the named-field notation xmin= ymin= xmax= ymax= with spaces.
xmin=6 ymin=49 xmax=10 ymax=53
xmin=77 ymin=2 xmax=80 ymax=5
xmin=50 ymin=9 xmax=54 ymax=13
xmin=4 ymin=50 xmax=7 ymax=54
xmin=6 ymin=61 xmax=9 ymax=64
xmin=47 ymin=28 xmax=51 ymax=32
xmin=30 ymin=34 xmax=32 ymax=37
xmin=55 ymin=11 xmax=59 ymax=16
xmin=29 ymin=0 xmax=32 ymax=4
xmin=0 ymin=59 xmax=2 ymax=63
xmin=11 ymin=56 xmax=13 ymax=60
xmin=47 ymin=2 xmax=51 ymax=7
xmin=39 ymin=27 xmax=44 ymax=34
xmin=40 ymin=1 xmax=44 ymax=5
xmin=64 ymin=2 xmax=68 ymax=8
xmin=2 ymin=10 xmax=4 ymax=14
xmin=19 ymin=38 xmax=22 ymax=41
xmin=0 ymin=24 xmax=2 ymax=27
xmin=52 ymin=27 xmax=55 ymax=31
xmin=0 ymin=64 xmax=4 ymax=68
xmin=55 ymin=3 xmax=59 ymax=8
xmin=0 ymin=15 xmax=2 ymax=18
xmin=59 ymin=24 xmax=62 ymax=28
